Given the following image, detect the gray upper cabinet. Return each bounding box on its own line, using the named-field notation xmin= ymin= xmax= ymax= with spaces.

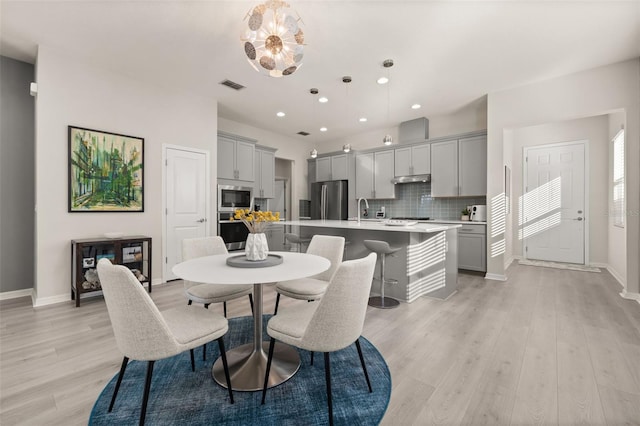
xmin=458 ymin=135 xmax=487 ymax=196
xmin=356 ymin=150 xmax=395 ymax=199
xmin=394 ymin=144 xmax=431 ymax=176
xmin=431 ymin=133 xmax=487 ymax=197
xmin=430 ymin=139 xmax=458 ymax=197
xmin=255 ymin=146 xmax=276 ymax=198
xmin=316 ymin=157 xmax=332 ymax=181
xmin=331 ymin=154 xmax=349 ymax=180
xmin=217 ymin=132 xmax=255 ymax=182
xmin=314 ymin=153 xmax=349 ymax=181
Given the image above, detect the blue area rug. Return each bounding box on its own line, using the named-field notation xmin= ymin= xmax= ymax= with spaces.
xmin=90 ymin=315 xmax=391 ymax=425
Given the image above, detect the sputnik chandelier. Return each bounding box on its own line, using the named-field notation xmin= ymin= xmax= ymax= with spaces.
xmin=241 ymin=0 xmax=305 ymax=78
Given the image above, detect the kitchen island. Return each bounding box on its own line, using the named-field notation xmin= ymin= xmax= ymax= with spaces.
xmin=280 ymin=219 xmax=461 ymax=302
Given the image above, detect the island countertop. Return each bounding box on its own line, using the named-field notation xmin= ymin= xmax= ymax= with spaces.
xmin=280 ymin=219 xmax=460 ymax=302
xmin=280 ymin=219 xmax=461 ymax=233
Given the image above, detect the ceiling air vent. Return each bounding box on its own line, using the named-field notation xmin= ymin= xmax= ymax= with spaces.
xmin=297 ymin=131 xmax=310 ymax=136
xmin=219 ymin=79 xmax=246 ymax=91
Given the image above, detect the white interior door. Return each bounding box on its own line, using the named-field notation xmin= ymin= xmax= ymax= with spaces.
xmin=523 ymin=141 xmax=586 ymax=264
xmin=164 ymin=147 xmax=209 ymax=280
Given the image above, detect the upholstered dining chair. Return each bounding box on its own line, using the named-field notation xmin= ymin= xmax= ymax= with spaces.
xmin=182 ymin=236 xmax=254 ymax=361
xmin=261 ymin=253 xmax=377 ymax=426
xmin=97 ymin=258 xmax=233 ymax=426
xmin=284 ymin=232 xmax=311 ymax=252
xmin=182 ymin=236 xmax=253 ymax=317
xmin=273 ymin=234 xmax=345 ymax=315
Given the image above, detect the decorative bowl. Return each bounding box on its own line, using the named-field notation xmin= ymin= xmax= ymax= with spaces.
xmin=103 ymin=232 xmax=124 ymax=239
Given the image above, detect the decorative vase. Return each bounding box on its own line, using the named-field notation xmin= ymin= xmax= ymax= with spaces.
xmin=245 ymin=233 xmax=269 ymax=261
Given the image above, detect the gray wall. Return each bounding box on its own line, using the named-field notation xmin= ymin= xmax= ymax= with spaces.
xmin=0 ymin=56 xmax=35 ymax=293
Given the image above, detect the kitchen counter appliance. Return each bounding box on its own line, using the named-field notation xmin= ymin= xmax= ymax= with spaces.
xmin=470 ymin=205 xmax=487 ymax=222
xmin=218 ymin=184 xmax=253 ymax=212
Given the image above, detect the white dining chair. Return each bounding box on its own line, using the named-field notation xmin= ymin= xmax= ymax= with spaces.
xmin=182 ymin=236 xmax=254 ymax=316
xmin=97 ymin=258 xmax=233 ymax=426
xmin=273 ymin=234 xmax=345 ymax=315
xmin=261 ymin=253 xmax=377 ymax=426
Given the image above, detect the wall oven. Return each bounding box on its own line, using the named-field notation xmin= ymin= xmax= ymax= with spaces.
xmin=217 ymin=185 xmax=253 ymax=250
xmin=218 ymin=185 xmax=253 ymax=212
xmin=218 ymin=212 xmax=249 ymax=251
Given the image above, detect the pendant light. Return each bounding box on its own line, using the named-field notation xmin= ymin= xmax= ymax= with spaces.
xmin=309 ymin=87 xmax=319 ymax=158
xmin=343 ymin=75 xmax=352 ymax=152
xmin=382 ymin=59 xmax=393 ymax=146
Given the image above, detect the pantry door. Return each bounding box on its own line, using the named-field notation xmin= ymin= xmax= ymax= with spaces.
xmin=164 ymin=146 xmax=210 ymax=280
xmin=522 ymin=141 xmax=587 ymax=264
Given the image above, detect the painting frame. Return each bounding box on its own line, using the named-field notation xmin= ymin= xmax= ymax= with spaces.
xmin=68 ymin=126 xmax=144 ymax=212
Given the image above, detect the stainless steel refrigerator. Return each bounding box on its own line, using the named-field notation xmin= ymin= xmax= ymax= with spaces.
xmin=310 ymin=180 xmax=348 ymax=220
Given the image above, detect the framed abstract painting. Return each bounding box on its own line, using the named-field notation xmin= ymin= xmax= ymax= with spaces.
xmin=68 ymin=126 xmax=144 ymax=212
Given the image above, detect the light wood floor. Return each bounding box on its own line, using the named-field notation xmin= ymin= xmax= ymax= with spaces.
xmin=1 ymin=263 xmax=640 ymax=425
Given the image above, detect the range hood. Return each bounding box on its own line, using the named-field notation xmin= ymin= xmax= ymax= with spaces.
xmin=398 ymin=117 xmax=429 ymax=144
xmin=392 ymin=117 xmax=431 ymax=184
xmin=391 ymin=174 xmax=431 ymax=184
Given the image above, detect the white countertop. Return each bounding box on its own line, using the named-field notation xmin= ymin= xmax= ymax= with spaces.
xmin=282 ymin=219 xmax=460 ymax=233
xmin=341 ymin=218 xmax=487 ymax=225
xmin=428 ymin=219 xmax=487 ymax=225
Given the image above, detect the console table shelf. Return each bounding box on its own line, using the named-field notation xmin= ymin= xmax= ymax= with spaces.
xmin=71 ymin=236 xmax=152 ymax=307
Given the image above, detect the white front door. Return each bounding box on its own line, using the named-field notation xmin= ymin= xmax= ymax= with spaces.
xmin=522 ymin=141 xmax=586 ymax=264
xmin=164 ymin=147 xmax=209 ymax=280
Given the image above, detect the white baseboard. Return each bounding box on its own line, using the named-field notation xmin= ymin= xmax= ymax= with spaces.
xmin=619 ymin=290 xmax=640 ymax=305
xmin=0 ymin=288 xmax=34 ymax=301
xmin=485 ymin=273 xmax=507 ymax=281
xmin=504 ymin=256 xmax=515 ymax=269
xmin=33 ymin=293 xmax=71 ymax=307
xmin=604 ymin=265 xmax=625 ymax=288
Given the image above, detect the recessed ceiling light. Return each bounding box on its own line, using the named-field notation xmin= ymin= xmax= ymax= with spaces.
xmin=318 ymin=97 xmax=328 ymax=103
xmin=276 ymin=111 xmax=286 ymax=117
xmin=320 ymin=127 xmax=327 ymax=132
xmin=359 ymin=117 xmax=367 ymax=122
xmin=411 ymin=104 xmax=421 ymax=110
xmin=377 ymin=77 xmax=389 ymax=85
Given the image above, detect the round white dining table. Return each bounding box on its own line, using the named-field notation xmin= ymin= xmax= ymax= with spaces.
xmin=172 ymin=251 xmax=330 ymax=391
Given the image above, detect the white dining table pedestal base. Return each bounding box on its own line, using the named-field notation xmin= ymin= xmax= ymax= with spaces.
xmin=212 ymin=283 xmax=301 ymax=391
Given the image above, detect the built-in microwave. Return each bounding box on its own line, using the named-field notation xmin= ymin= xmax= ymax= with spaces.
xmin=218 ymin=185 xmax=253 ymax=212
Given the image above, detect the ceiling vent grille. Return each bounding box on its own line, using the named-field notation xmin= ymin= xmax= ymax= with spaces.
xmin=297 ymin=131 xmax=310 ymax=136
xmin=219 ymin=79 xmax=246 ymax=91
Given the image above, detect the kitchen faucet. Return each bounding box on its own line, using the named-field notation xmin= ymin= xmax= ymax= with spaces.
xmin=357 ymin=197 xmax=369 ymax=224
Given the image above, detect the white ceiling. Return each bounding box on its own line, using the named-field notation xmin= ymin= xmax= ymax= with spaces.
xmin=2 ymin=1 xmax=639 ymax=145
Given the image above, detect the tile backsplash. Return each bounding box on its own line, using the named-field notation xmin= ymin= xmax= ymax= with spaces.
xmin=364 ymin=182 xmax=486 ymax=220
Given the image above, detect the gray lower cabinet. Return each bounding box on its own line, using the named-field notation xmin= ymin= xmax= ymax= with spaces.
xmin=458 ymin=224 xmax=486 ymax=272
xmin=265 ymin=223 xmax=284 ymax=251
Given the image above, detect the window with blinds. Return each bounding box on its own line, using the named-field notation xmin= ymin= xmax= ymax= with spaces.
xmin=612 ymin=129 xmax=625 ymax=227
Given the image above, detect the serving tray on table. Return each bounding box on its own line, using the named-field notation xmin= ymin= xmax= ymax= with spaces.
xmin=226 ymin=253 xmax=283 ymax=268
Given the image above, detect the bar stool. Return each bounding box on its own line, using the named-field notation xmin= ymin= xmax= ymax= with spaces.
xmin=363 ymin=239 xmax=400 ymax=309
xmin=285 ymin=233 xmax=311 ymax=253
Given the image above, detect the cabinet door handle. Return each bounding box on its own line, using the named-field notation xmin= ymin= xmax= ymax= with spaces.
xmin=196 ymin=218 xmax=207 ymax=223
